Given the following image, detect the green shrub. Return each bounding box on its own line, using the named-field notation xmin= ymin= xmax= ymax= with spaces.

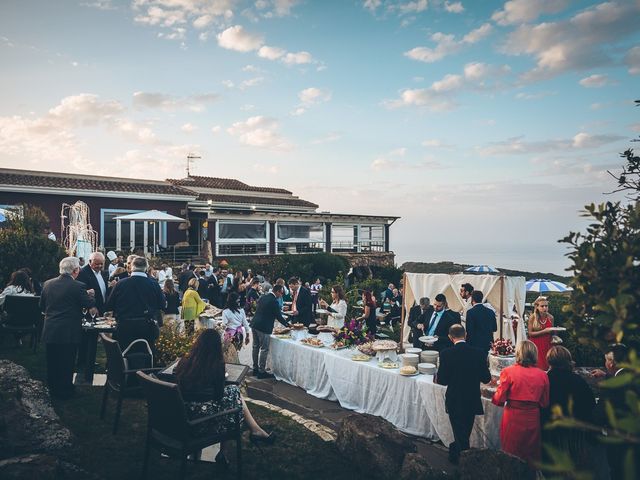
xmin=155 ymin=323 xmax=197 ymax=366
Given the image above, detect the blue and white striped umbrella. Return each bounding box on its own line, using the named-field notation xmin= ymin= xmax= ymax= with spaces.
xmin=526 ymin=279 xmax=572 ymax=293
xmin=465 ymin=265 xmax=500 ymax=273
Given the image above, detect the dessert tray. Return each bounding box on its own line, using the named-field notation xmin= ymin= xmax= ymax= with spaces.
xmin=273 ymin=327 xmax=291 ymax=335
xmin=357 ymin=342 xmax=376 ymax=356
xmin=329 ymin=340 xmax=349 ymax=350
xmin=351 ymin=353 xmax=372 ymax=362
xmin=301 ymin=337 xmax=324 ymax=348
xmin=372 ymin=340 xmax=398 ymax=352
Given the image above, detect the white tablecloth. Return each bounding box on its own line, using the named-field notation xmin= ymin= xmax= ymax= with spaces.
xmin=269 ymin=336 xmax=502 ymax=448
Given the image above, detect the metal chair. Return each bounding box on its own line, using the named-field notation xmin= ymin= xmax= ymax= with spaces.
xmin=99 ymin=333 xmax=162 ymax=434
xmin=136 ymin=371 xmax=243 ymax=479
xmin=0 ymin=295 xmax=42 ymax=352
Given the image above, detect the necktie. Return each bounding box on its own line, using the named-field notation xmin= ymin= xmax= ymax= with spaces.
xmin=428 ymin=312 xmax=439 ymax=335
xmin=292 ymin=290 xmax=298 ymax=313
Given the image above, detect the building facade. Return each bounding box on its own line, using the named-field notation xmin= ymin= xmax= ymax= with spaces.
xmin=0 ymin=168 xmax=398 ymax=263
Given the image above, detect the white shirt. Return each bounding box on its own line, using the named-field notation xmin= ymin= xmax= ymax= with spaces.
xmin=93 ymin=269 xmax=107 ymax=301
xmin=327 ymin=299 xmax=348 ymax=329
xmin=222 ymin=308 xmax=250 ymax=332
xmin=0 ymin=285 xmax=34 ymax=307
xmin=157 ymin=269 xmax=167 ymax=288
xmin=108 ymin=263 xmax=117 ymax=276
xmin=204 ymin=266 xmax=213 ymax=278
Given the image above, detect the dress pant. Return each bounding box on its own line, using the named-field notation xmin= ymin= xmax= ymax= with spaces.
xmin=46 ymin=343 xmax=78 ymax=399
xmin=251 ymin=328 xmax=271 ymax=373
xmin=448 ymin=411 xmax=476 ymax=461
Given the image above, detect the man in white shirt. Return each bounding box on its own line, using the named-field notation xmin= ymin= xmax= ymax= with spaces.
xmin=204 ymin=262 xmax=213 ymax=278
xmin=77 ymin=252 xmax=111 ymax=315
xmin=106 ymin=251 xmax=118 ymax=277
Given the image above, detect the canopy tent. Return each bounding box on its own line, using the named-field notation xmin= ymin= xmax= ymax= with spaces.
xmin=526 ymin=278 xmax=572 ymax=293
xmin=401 ymin=272 xmax=527 ymax=346
xmin=114 ymin=210 xmax=186 ymax=254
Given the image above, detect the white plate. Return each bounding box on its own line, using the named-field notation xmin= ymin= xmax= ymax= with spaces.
xmin=552 ymin=327 xmax=567 ymax=332
xmin=315 ymin=308 xmax=329 ymax=314
xmin=399 ymin=371 xmax=420 ymax=377
xmin=419 ymin=335 xmax=438 ymax=344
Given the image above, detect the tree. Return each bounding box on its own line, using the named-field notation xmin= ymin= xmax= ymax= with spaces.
xmin=0 ymin=204 xmax=66 ymax=286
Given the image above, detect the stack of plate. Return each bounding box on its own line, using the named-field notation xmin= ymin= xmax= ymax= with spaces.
xmin=418 ymin=362 xmax=437 ymax=375
xmin=399 ymin=353 xmax=419 ymax=368
xmin=405 ymin=347 xmax=422 ymax=356
xmin=420 ymin=350 xmax=439 ymax=365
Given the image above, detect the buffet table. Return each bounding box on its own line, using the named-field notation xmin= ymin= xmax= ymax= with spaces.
xmin=269 ymin=336 xmax=502 ymax=448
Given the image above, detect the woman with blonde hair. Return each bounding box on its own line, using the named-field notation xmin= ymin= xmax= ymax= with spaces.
xmin=527 ymin=296 xmax=555 ymax=370
xmin=492 ymin=340 xmax=550 ymax=466
xmin=181 ymin=277 xmax=206 ymax=333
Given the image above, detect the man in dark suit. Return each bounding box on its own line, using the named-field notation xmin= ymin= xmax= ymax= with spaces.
xmin=76 ymin=252 xmax=112 ymax=315
xmin=465 ymin=290 xmax=497 ymax=356
xmin=105 ymin=256 xmax=165 ymax=352
xmin=207 ymin=267 xmax=222 ymax=308
xmin=408 ymin=297 xmax=434 ymax=348
xmin=251 ymin=284 xmax=289 ymax=378
xmin=437 ymin=324 xmax=491 ymax=464
xmin=288 ymin=276 xmax=313 ymax=326
xmin=424 ymin=293 xmax=461 ymax=352
xmin=40 ymin=257 xmax=96 ymax=399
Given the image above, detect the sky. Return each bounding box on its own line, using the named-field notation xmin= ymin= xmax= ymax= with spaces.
xmin=1 ymin=0 xmax=639 ymax=275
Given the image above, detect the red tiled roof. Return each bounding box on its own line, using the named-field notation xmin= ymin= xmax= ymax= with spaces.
xmin=0 ymin=169 xmax=195 ymax=197
xmin=198 ymin=193 xmax=318 ymax=209
xmin=168 ymin=175 xmax=292 ymax=194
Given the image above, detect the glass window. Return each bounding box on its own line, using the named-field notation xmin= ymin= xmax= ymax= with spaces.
xmin=277 ymin=223 xmax=324 ymax=242
xmin=218 ymin=222 xmax=266 ymax=240
xmin=331 ymin=225 xmax=355 ymax=243
xmin=360 ymin=225 xmax=384 ymax=242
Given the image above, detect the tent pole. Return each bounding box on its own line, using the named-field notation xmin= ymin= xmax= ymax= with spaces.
xmin=399 ymin=271 xmax=407 ymax=353
xmin=499 ymin=274 xmax=504 ymax=338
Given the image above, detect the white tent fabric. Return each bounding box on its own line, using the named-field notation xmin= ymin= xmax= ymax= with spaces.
xmin=403 ymin=273 xmax=527 ymax=344
xmin=113 ymin=210 xmax=185 ymax=222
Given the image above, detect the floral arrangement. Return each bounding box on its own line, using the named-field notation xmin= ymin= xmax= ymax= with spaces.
xmin=156 ymin=323 xmax=198 ymax=366
xmin=333 ymin=318 xmax=374 ymax=347
xmin=491 ymin=338 xmax=515 ymax=356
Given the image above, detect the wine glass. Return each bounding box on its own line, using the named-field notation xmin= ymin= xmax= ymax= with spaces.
xmin=82 ymin=308 xmax=88 ymax=321
xmin=91 ymin=309 xmax=97 ymax=323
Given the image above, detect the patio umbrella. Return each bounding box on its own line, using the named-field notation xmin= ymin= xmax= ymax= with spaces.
xmin=114 ymin=210 xmax=186 ymax=254
xmin=526 ymin=279 xmax=572 ymax=293
xmin=465 ymin=265 xmax=500 ymax=273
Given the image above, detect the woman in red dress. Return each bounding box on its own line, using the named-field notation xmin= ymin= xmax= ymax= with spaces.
xmin=527 ymin=296 xmax=554 ymax=370
xmin=492 ymin=340 xmax=550 ymax=466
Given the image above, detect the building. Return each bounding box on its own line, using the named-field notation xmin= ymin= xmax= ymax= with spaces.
xmin=0 ymin=167 xmax=398 ymax=265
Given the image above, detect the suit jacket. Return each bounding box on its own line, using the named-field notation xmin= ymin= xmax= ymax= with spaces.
xmin=40 ymin=274 xmax=95 ymax=344
xmin=428 ymin=309 xmax=460 ymax=351
xmin=408 ymin=305 xmax=434 ymax=329
xmin=76 ymin=264 xmax=110 ymax=314
xmin=466 ymin=304 xmax=497 ymax=353
xmin=437 ymin=341 xmax=491 ymax=415
xmin=293 ymin=286 xmax=313 ymax=326
xmin=251 ymin=293 xmax=288 ymax=334
xmin=106 ymin=274 xmax=165 ymax=321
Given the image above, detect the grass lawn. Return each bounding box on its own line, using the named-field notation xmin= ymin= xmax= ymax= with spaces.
xmin=1 ymin=339 xmax=358 ymax=480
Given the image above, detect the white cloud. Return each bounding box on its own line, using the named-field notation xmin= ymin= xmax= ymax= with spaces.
xmin=579 ymin=74 xmax=615 ymax=88
xmin=501 ymin=1 xmax=640 ymax=82
xmin=478 ymin=132 xmax=626 ymax=156
xmin=227 ymin=115 xmax=292 ymax=150
xmin=385 ymin=62 xmax=510 ymax=111
xmin=258 ymin=45 xmax=285 ymax=60
xmin=193 ymin=14 xmax=213 ymax=29
xmin=282 ymin=51 xmax=313 ymax=65
xmin=257 ymin=44 xmax=317 ymax=67
xmin=394 ymin=0 xmax=428 ymax=15
xmin=515 ymin=90 xmax=556 ymax=100
xmin=444 ymin=1 xmax=464 ymax=13
xmin=80 ymin=1 xmax=116 ymax=10
xmin=292 ymin=87 xmax=331 ymax=115
xmin=217 ymin=25 xmax=264 ymax=52
xmin=422 ymin=139 xmax=450 ymax=148
xmin=132 ymin=92 xmax=218 ymax=112
xmin=363 ymin=0 xmax=382 ymax=12
xmin=240 ymin=76 xmax=264 ymax=89
xmin=404 ymin=23 xmax=492 ymax=63
xmin=211 ymin=125 xmax=221 ymax=134
xmin=492 ymin=0 xmax=571 ymax=26
xmin=625 ymin=46 xmax=640 ymax=75
xmin=181 ymin=122 xmax=197 ymax=133
xmin=310 ymin=132 xmax=342 ymax=145
xmin=256 ymin=0 xmax=300 ymax=18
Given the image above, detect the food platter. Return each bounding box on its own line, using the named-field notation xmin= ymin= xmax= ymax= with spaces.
xmin=372 ymin=340 xmax=398 ymax=352
xmin=379 ymin=361 xmax=399 ymax=369
xmin=316 ymin=325 xmax=336 ymax=333
xmin=273 ymin=327 xmax=291 ymax=335
xmin=399 ymin=371 xmax=420 ymax=377
xmin=290 ymin=323 xmax=306 ymax=330
xmin=274 ymin=334 xmax=291 ymax=339
xmin=351 ymin=354 xmax=372 ymax=362
xmin=329 ymin=341 xmax=349 ymax=350
xmin=357 ymin=342 xmax=376 ymax=356
xmin=300 ymin=338 xmax=324 ymax=348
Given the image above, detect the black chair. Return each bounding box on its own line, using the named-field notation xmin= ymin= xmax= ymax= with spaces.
xmin=0 ymin=295 xmax=42 ymax=352
xmin=99 ymin=333 xmax=162 ymax=434
xmin=136 ymin=371 xmax=243 ymax=479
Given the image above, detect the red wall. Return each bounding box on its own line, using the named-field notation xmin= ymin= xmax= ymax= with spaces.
xmin=0 ymin=191 xmax=188 ymax=246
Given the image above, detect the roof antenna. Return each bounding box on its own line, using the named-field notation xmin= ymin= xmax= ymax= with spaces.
xmin=186 ymin=153 xmax=201 ymax=177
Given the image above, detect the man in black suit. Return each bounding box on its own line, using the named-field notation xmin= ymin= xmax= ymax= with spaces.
xmin=424 ymin=293 xmax=460 ymax=352
xmin=76 ymin=252 xmax=112 ymax=315
xmin=288 ymin=277 xmax=313 ymax=326
xmin=40 ymin=257 xmax=96 ymax=399
xmin=437 ymin=324 xmax=491 ymax=464
xmin=408 ymin=297 xmax=434 ymax=348
xmin=465 ymin=290 xmax=497 ymax=356
xmin=251 ymin=284 xmax=289 ymax=378
xmin=105 ymin=256 xmax=165 ymax=352
xmin=207 ymin=267 xmax=222 ymax=308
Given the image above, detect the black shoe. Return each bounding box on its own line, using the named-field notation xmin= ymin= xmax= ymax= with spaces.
xmin=215 ymin=451 xmax=229 ymax=470
xmin=257 ymin=372 xmax=275 ymax=379
xmin=252 ymin=368 xmax=259 ymax=376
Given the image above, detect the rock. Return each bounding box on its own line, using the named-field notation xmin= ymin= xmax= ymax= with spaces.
xmin=0 ymin=454 xmax=98 ymax=480
xmin=0 ymin=360 xmax=72 ymax=458
xmin=458 ymin=449 xmax=535 ymax=480
xmin=336 ymin=413 xmax=416 ymax=479
xmin=400 ymin=453 xmax=451 ymax=480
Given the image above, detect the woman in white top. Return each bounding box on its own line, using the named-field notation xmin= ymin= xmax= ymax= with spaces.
xmin=0 ymin=270 xmax=35 ymax=307
xmin=319 ymin=285 xmax=348 ymax=329
xmin=222 ymin=292 xmax=251 ymax=349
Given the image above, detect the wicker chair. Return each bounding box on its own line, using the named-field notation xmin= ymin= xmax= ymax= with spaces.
xmin=136 ymin=371 xmax=243 ymax=479
xmin=99 ymin=333 xmax=162 ymax=434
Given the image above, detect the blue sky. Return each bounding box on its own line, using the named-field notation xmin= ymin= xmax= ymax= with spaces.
xmin=1 ymin=0 xmax=639 ymax=274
